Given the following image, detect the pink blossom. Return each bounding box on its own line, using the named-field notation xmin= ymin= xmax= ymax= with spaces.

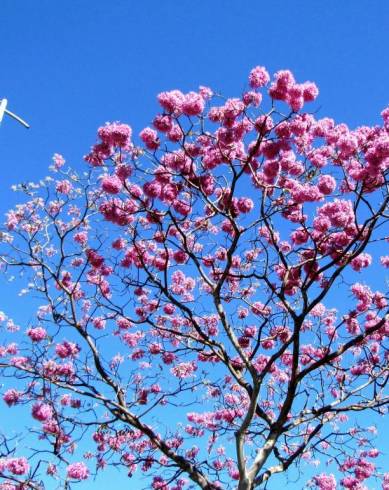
xmin=52 ymin=153 xmax=65 ymax=169
xmin=98 ymin=122 xmax=132 ymax=148
xmin=31 ymin=402 xmax=53 ymax=422
xmin=167 ymin=124 xmax=183 ymax=142
xmin=288 ymin=84 xmax=305 ymax=112
xmin=269 ymin=70 xmax=295 ymax=101
xmin=55 ymin=341 xmax=80 ymax=358
xmin=5 ymin=457 xmax=29 ymax=475
xmin=313 ymin=473 xmax=337 ymax=490
xmin=242 ymin=91 xmax=262 ymax=106
xmin=380 ymin=256 xmax=389 ymax=268
xmin=351 ymin=253 xmax=372 ymax=272
xmin=153 ymin=114 xmax=173 ymax=133
xmin=157 ymin=89 xmax=185 ymax=114
xmin=74 ymin=231 xmax=88 ymax=245
xmin=143 ymin=180 xmax=162 ymax=198
xmin=382 ymin=473 xmax=389 ymax=490
xmin=237 ymin=197 xmax=254 ymax=213
xmin=27 ymin=327 xmax=47 ymax=342
xmin=341 ymin=476 xmax=360 ymax=488
xmin=302 ymin=81 xmax=319 ymax=102
xmin=66 ymin=462 xmax=90 ymax=480
xmin=86 ymin=249 xmax=104 ymax=268
xmin=3 ymin=389 xmax=22 ymax=406
xmin=351 ymin=283 xmax=373 ymax=312
xmin=56 ymin=180 xmax=72 ymax=194
xmin=182 ymin=92 xmax=205 ymax=116
xmin=173 ymin=250 xmax=188 ymax=264
xmin=354 ymin=458 xmax=375 ymax=481
xmin=248 ymin=66 xmax=270 ymax=88
xmin=47 ymin=463 xmax=57 ymax=476
xmin=171 ymin=361 xmax=197 ymax=379
xmin=318 ymin=199 xmax=354 ymax=228
xmin=199 ymin=85 xmax=213 ymax=99
xmin=140 ymin=127 xmax=160 ymax=150
xmin=318 ymin=174 xmax=336 ymax=194
xmin=112 ymin=238 xmax=126 ymax=250
xmin=101 ymin=174 xmax=122 ymax=194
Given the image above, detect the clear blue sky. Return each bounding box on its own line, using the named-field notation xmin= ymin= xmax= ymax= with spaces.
xmin=1 ymin=1 xmax=389 ymax=488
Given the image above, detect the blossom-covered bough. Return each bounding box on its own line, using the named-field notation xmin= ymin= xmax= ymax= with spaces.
xmin=0 ymin=66 xmax=388 ymax=490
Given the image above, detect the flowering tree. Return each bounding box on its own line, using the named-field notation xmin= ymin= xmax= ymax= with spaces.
xmin=0 ymin=66 xmax=388 ymax=490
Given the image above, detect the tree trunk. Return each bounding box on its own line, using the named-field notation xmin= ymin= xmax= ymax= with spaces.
xmin=238 ymin=477 xmax=253 ymax=490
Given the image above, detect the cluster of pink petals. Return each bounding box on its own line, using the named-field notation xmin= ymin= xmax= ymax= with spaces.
xmin=140 ymin=127 xmax=160 ymax=150
xmin=3 ymin=389 xmax=22 ymax=406
xmin=350 ymin=253 xmax=372 ymax=272
xmin=73 ymin=231 xmax=88 ymax=245
xmin=269 ymin=70 xmax=319 ymax=111
xmin=313 ymin=473 xmax=337 ymax=490
xmin=170 ymin=361 xmax=197 ymax=379
xmin=0 ymin=457 xmax=29 ymax=475
xmin=248 ymin=66 xmax=270 ymax=88
xmin=97 ymin=122 xmax=132 ymax=148
xmin=101 ymin=174 xmax=123 ymax=194
xmin=157 ymin=89 xmax=185 ymax=114
xmin=317 ymin=174 xmax=336 ymax=195
xmin=157 ymin=89 xmax=205 ymax=117
xmin=339 ymin=457 xmax=376 ymax=487
xmin=66 ymin=462 xmax=90 ymax=480
xmin=182 ymin=91 xmax=205 ymax=116
xmin=52 ymin=153 xmax=65 ymax=169
xmin=86 ymin=249 xmax=104 ymax=268
xmin=55 ymin=341 xmax=80 ymax=358
xmin=31 ymin=402 xmax=53 ymax=422
xmin=26 ymin=326 xmax=47 ymax=342
xmin=56 ymin=179 xmax=72 ymax=194
xmin=42 ymin=359 xmax=75 ymax=379
xmin=85 ymin=122 xmax=132 ymax=166
xmin=380 ymin=256 xmax=389 ymax=267
xmin=351 ymin=283 xmax=373 ymax=312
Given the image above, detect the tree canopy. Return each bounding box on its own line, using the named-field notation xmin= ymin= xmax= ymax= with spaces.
xmin=0 ymin=66 xmax=388 ymax=490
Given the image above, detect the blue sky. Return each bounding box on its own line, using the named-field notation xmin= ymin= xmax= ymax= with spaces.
xmin=1 ymin=1 xmax=389 ymax=488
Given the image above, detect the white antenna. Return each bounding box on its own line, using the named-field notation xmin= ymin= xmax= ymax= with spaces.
xmin=0 ymin=98 xmax=30 ymax=129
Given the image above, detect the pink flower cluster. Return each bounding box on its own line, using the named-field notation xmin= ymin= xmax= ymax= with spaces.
xmin=52 ymin=153 xmax=65 ymax=169
xmin=86 ymin=249 xmax=104 ymax=268
xmin=55 ymin=341 xmax=80 ymax=358
xmin=26 ymin=326 xmax=47 ymax=342
xmin=269 ymin=70 xmax=319 ymax=111
xmin=171 ymin=361 xmax=198 ymax=379
xmin=350 ymin=253 xmax=372 ymax=272
xmin=56 ymin=180 xmax=72 ymax=194
xmin=317 ymin=174 xmax=336 ymax=195
xmin=380 ymin=256 xmax=389 ymax=268
xmin=97 ymin=122 xmax=132 ymax=148
xmin=0 ymin=457 xmax=29 ymax=475
xmin=73 ymin=231 xmax=88 ymax=246
xmin=140 ymin=127 xmax=160 ymax=150
xmin=340 ymin=457 xmax=375 ymax=488
xmin=351 ymin=283 xmax=373 ymax=312
xmin=313 ymin=473 xmax=336 ymax=490
xmin=101 ymin=174 xmax=123 ymax=194
xmin=31 ymin=402 xmax=53 ymax=422
xmin=42 ymin=359 xmax=75 ymax=379
xmin=66 ymin=462 xmax=90 ymax=480
xmin=157 ymin=89 xmax=205 ymax=117
xmin=85 ymin=122 xmax=132 ymax=165
xmin=3 ymin=388 xmax=22 ymax=406
xmin=248 ymin=66 xmax=270 ymax=89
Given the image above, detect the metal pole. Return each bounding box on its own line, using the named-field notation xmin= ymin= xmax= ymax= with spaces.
xmin=0 ymin=98 xmax=30 ymax=128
